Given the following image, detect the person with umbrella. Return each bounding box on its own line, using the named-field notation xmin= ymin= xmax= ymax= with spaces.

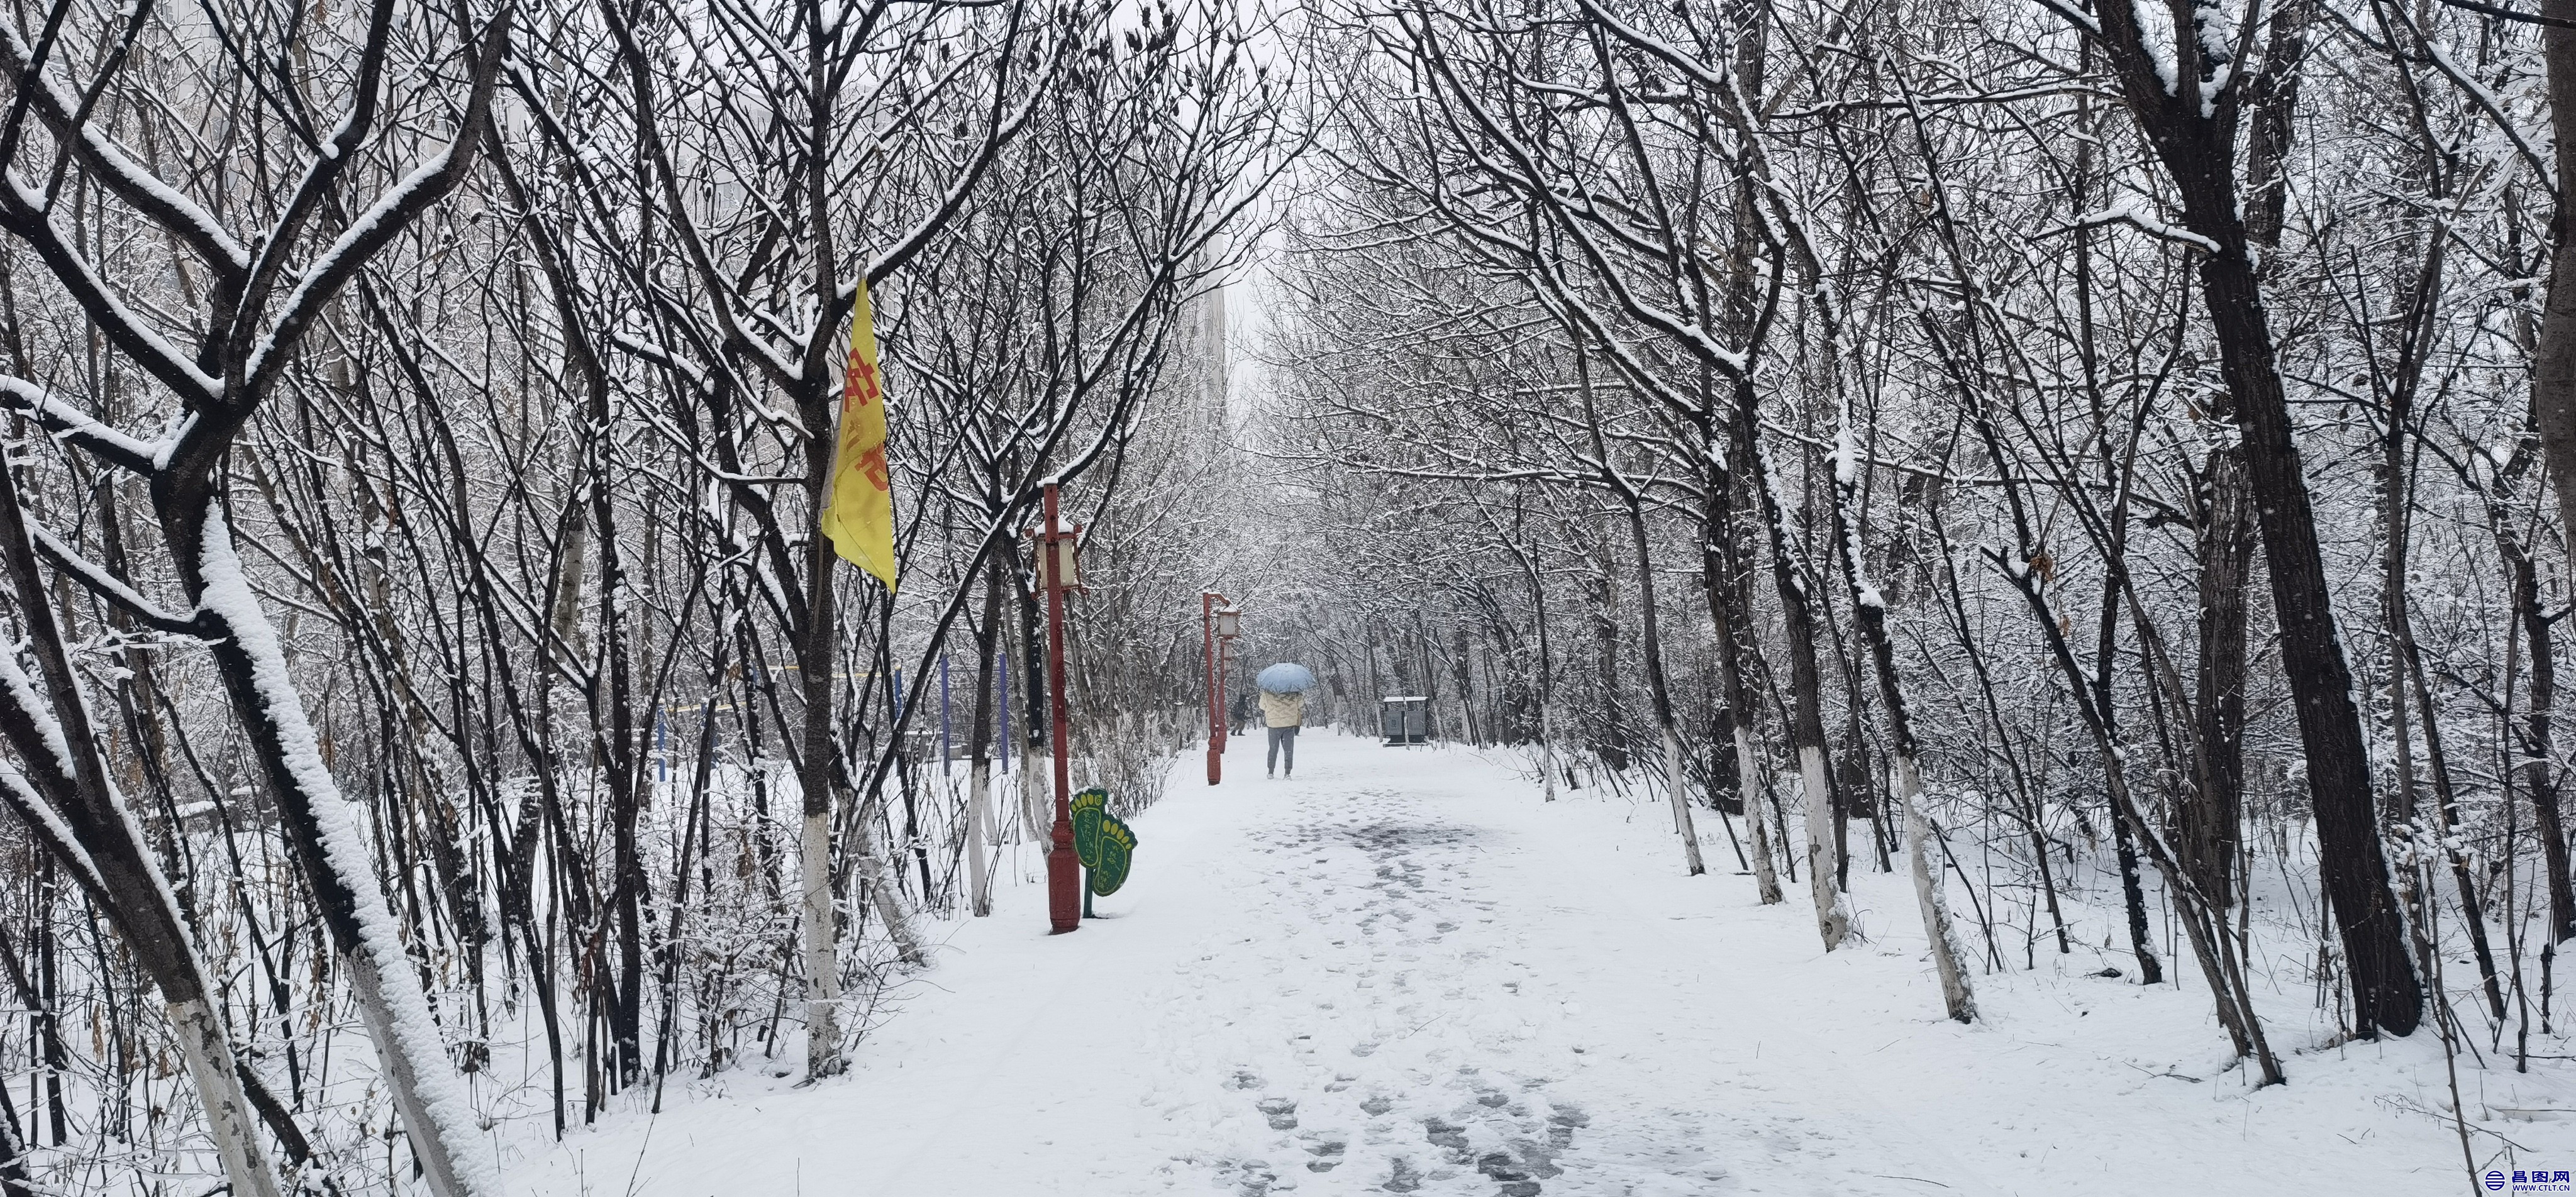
xmin=1256 ymin=663 xmax=1315 ymax=779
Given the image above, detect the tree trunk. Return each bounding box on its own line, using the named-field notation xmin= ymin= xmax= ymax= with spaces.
xmin=1740 ymin=382 xmax=1850 ymax=947
xmin=2082 ymin=0 xmax=2422 ymax=1038
xmin=840 ymin=798 xmax=930 ymax=966
xmin=1703 ymin=485 xmax=1782 ymax=903
xmin=797 ymin=456 xmax=845 ymax=1079
xmin=1524 ymin=529 xmax=1562 ymax=801
xmin=2093 ymin=505 xmax=2164 ymax=987
xmin=2199 ymin=248 xmax=2419 ymax=1037
xmin=1825 ymin=419 xmax=1972 ymax=1020
xmin=1579 ymin=348 xmax=1703 ymax=874
xmin=2531 ymin=1 xmax=2576 ymax=560
xmin=1017 ymin=548 xmax=1050 ymax=839
xmin=965 ymin=553 xmax=1006 ymax=917
xmin=2501 ymin=520 xmax=2575 ymax=944
xmin=2185 ymin=445 xmax=2255 ymax=907
xmin=2507 ymin=25 xmax=2576 ymax=930
xmin=590 ymin=400 xmax=645 ymax=1089
xmin=1585 ymin=530 xmax=1629 ymax=774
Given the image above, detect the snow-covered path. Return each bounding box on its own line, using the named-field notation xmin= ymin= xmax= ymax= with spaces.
xmin=506 ymin=732 xmax=2505 ymax=1196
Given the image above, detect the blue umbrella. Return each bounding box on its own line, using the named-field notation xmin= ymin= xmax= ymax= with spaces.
xmin=1257 ymin=662 xmax=1316 ymax=693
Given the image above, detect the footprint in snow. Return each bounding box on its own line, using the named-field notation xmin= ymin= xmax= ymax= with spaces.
xmin=1546 ymin=1105 xmax=1587 ymax=1149
xmin=1213 ymin=1157 xmax=1280 ymax=1197
xmin=1479 ymin=1150 xmax=1544 ymax=1196
xmin=1423 ymin=1116 xmax=1470 ymax=1157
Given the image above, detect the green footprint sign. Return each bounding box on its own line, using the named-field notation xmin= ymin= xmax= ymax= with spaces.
xmin=1070 ymin=788 xmax=1108 ymax=866
xmin=1069 ymin=787 xmax=1138 ymax=913
xmin=1091 ymin=819 xmax=1136 ymax=896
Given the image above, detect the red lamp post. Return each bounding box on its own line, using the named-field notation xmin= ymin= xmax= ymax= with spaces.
xmin=1219 ymin=605 xmax=1241 ymax=736
xmin=1037 ymin=483 xmax=1084 ymax=934
xmin=1203 ymin=592 xmax=1226 ymax=785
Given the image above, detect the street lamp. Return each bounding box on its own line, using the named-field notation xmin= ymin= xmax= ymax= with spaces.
xmin=1216 ymin=604 xmax=1242 ymax=755
xmin=1035 ymin=484 xmax=1085 ymax=934
xmin=1202 ymin=592 xmax=1236 ymax=785
xmin=1216 ymin=604 xmax=1241 ymax=738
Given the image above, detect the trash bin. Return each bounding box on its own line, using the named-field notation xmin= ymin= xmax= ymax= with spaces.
xmin=1380 ymin=696 xmax=1428 ymax=746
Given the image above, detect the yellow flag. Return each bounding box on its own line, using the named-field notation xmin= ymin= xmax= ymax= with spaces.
xmin=820 ymin=279 xmax=897 ymax=590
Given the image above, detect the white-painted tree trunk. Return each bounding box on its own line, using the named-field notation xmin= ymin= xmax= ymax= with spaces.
xmin=1800 ymin=745 xmax=1851 ymax=949
xmin=1661 ymin=724 xmax=1706 ymax=874
xmin=1819 ymin=378 xmax=1970 ymax=1018
xmin=544 ymin=513 xmax=591 ymax=670
xmin=799 ymin=808 xmax=841 ymax=1077
xmin=850 ymin=841 xmax=928 ymax=965
xmin=167 ymin=999 xmax=282 ymax=1197
xmin=966 ymin=760 xmax=994 ymax=916
xmin=1891 ymin=754 xmax=1975 ymax=1021
xmin=1735 ymin=725 xmax=1783 ymax=904
xmin=1019 ymin=756 xmax=1046 ymax=844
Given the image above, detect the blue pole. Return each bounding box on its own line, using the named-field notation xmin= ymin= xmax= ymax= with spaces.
xmin=997 ymin=651 xmax=1011 ymax=772
xmin=940 ymin=654 xmax=953 ymax=766
xmin=655 ymin=712 xmax=668 ymax=783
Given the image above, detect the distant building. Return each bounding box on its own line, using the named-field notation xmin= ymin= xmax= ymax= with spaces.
xmin=1173 ymin=278 xmax=1230 ymax=438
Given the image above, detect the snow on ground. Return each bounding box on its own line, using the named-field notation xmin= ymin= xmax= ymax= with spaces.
xmin=503 ymin=731 xmax=2566 ymax=1196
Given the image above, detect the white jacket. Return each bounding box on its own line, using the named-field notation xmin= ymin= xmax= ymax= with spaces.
xmin=1258 ymin=690 xmax=1305 ymax=729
